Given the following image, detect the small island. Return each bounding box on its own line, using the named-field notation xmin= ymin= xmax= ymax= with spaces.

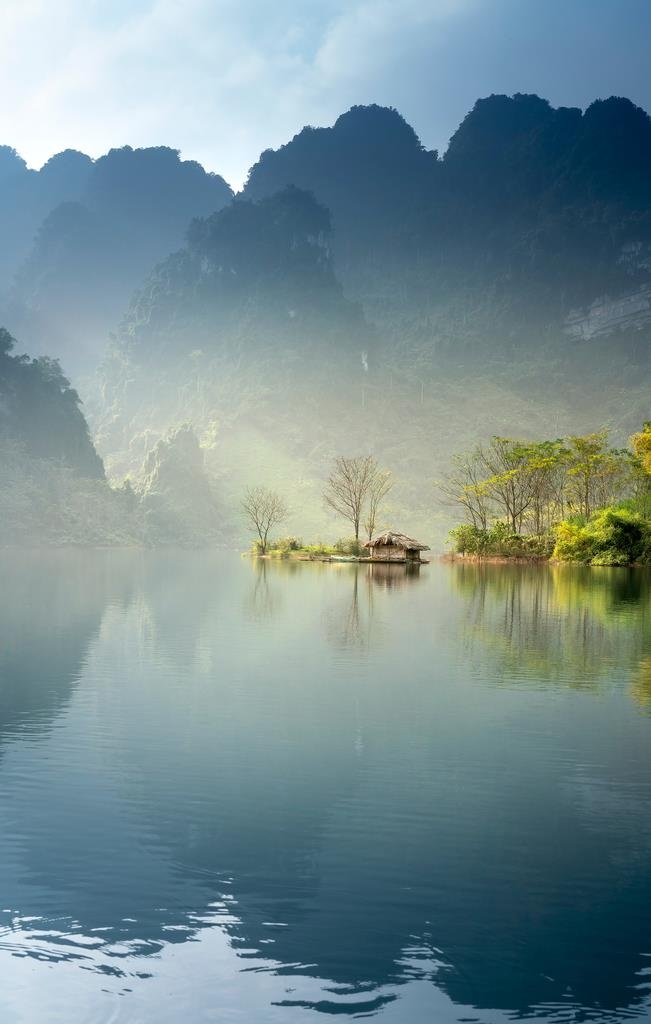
xmin=240 ymin=455 xmax=432 ymax=565
xmin=250 ymin=531 xmax=430 ymax=564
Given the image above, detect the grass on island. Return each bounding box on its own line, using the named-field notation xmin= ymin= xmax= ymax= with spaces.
xmin=250 ymin=537 xmax=365 ymax=559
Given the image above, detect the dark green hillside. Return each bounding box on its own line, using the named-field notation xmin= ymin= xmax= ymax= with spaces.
xmin=0 ymin=327 xmax=102 ymax=477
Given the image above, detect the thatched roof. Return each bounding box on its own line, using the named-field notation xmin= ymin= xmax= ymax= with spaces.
xmin=364 ymin=531 xmax=430 ymax=551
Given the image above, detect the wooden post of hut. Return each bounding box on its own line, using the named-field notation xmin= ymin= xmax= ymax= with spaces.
xmin=363 ymin=532 xmax=430 ymax=563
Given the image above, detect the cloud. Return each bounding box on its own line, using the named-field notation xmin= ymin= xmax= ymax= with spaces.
xmin=0 ymin=0 xmax=474 ymax=186
xmin=0 ymin=0 xmax=649 ymax=189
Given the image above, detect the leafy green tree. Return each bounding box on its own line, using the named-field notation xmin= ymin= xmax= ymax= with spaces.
xmin=565 ymin=432 xmax=630 ymax=518
xmin=631 ymin=423 xmax=651 ymax=515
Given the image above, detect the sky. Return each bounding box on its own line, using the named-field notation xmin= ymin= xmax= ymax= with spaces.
xmin=0 ymin=0 xmax=650 ymax=190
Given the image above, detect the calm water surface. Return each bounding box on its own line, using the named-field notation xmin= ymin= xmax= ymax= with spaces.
xmin=0 ymin=552 xmax=650 ymax=1023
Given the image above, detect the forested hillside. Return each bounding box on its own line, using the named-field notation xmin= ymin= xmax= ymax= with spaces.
xmin=0 ymin=327 xmax=102 ymax=476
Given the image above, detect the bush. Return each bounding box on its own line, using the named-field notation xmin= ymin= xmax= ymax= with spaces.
xmin=271 ymin=535 xmax=303 ymax=553
xmin=552 ymin=520 xmax=595 ymax=563
xmin=450 ymin=523 xmax=484 ymax=555
xmin=449 ymin=522 xmax=554 ymax=559
xmin=553 ymin=507 xmax=651 ymax=566
xmin=333 ymin=537 xmax=363 ymax=556
xmin=301 ymin=541 xmax=336 ymax=556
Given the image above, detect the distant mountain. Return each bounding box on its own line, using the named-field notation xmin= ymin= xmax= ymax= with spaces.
xmin=95 ymin=186 xmax=378 ymax=536
xmin=138 ymin=425 xmax=221 ymax=546
xmin=245 ymin=105 xmax=438 ymax=321
xmin=0 ymin=147 xmax=93 ymax=290
xmin=2 ymin=146 xmax=233 ymax=374
xmin=244 ymin=95 xmax=651 ymax=357
xmin=98 ymin=185 xmax=371 ymax=412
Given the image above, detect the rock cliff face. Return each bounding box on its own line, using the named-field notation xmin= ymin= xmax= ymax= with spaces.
xmin=565 ymin=286 xmax=651 ymax=341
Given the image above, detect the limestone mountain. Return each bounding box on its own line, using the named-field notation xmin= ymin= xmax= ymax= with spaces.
xmin=244 ymin=95 xmax=651 ymax=362
xmin=98 ymin=186 xmax=372 ymax=468
xmin=3 ymin=146 xmax=233 ymax=375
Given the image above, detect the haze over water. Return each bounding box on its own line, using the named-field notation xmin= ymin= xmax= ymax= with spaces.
xmin=0 ymin=552 xmax=650 ymax=1023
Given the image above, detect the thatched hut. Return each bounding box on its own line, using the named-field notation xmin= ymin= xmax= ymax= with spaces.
xmin=363 ymin=531 xmax=430 ymax=563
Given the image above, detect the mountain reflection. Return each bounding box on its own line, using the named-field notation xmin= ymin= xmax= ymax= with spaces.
xmin=0 ymin=551 xmax=135 ymax=738
xmin=0 ymin=554 xmax=650 ymax=1021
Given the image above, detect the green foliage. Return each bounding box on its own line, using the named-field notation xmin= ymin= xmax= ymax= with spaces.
xmin=333 ymin=537 xmax=363 ymax=556
xmin=272 ymin=536 xmax=303 ymax=553
xmin=261 ymin=536 xmax=303 ymax=556
xmin=258 ymin=537 xmax=363 ymax=558
xmin=450 ymin=522 xmax=554 ymax=559
xmin=0 ymin=328 xmax=103 ymax=478
xmin=553 ymin=507 xmax=651 ymax=566
xmin=295 ymin=542 xmax=336 ymax=556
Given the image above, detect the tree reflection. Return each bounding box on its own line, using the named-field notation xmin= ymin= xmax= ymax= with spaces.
xmin=243 ymin=557 xmax=282 ymax=622
xmin=450 ymin=562 xmax=651 ymax=690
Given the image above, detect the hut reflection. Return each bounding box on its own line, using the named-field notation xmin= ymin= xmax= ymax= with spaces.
xmin=365 ymin=561 xmax=424 ymax=590
xmin=325 ymin=561 xmax=424 ymax=651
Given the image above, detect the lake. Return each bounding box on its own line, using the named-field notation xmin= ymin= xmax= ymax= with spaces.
xmin=0 ymin=552 xmax=650 ymax=1023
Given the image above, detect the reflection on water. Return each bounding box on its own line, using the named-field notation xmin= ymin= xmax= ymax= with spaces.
xmin=0 ymin=552 xmax=650 ymax=1023
xmin=451 ymin=561 xmax=651 ymax=692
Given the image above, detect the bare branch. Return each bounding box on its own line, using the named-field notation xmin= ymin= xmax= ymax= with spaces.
xmin=241 ymin=486 xmax=289 ymax=553
xmin=323 ymin=455 xmax=384 ymax=541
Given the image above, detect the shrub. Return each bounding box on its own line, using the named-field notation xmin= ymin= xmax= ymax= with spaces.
xmin=272 ymin=535 xmax=303 ymax=553
xmin=333 ymin=537 xmax=363 ymax=556
xmin=450 ymin=523 xmax=484 ymax=555
xmin=301 ymin=541 xmax=336 ymax=556
xmin=553 ymin=506 xmax=651 ymax=565
xmin=552 ymin=520 xmax=595 ymax=563
xmin=449 ymin=522 xmax=554 ymax=559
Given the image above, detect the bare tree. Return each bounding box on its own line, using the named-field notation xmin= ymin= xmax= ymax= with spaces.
xmin=241 ymin=486 xmax=289 ymax=554
xmin=323 ymin=455 xmax=379 ymax=541
xmin=364 ymin=469 xmax=393 ymax=541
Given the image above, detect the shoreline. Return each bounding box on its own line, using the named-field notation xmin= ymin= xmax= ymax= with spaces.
xmin=441 ymin=552 xmax=649 ymax=568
